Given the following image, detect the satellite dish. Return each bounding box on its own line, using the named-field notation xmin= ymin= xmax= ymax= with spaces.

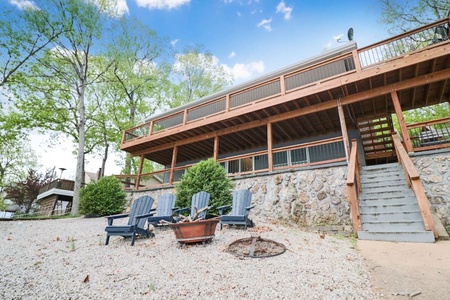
xmin=347 ymin=28 xmax=354 ymax=41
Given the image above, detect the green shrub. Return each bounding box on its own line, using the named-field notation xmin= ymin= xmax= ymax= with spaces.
xmin=175 ymin=158 xmax=233 ymax=215
xmin=80 ymin=176 xmax=127 ymax=216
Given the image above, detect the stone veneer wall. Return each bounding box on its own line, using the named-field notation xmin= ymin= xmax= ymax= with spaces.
xmin=127 ymin=164 xmax=352 ymax=227
xmin=411 ymin=150 xmax=450 ymax=226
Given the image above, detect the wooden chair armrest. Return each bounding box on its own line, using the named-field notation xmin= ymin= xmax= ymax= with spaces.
xmin=246 ymin=205 xmax=256 ymax=211
xmin=217 ymin=205 xmax=231 ymax=215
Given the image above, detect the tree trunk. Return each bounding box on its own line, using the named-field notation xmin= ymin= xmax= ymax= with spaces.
xmin=101 ymin=142 xmax=108 ymax=178
xmin=72 ymin=81 xmax=86 ymax=216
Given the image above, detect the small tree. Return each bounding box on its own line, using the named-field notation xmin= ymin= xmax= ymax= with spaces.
xmin=175 ymin=158 xmax=233 ymax=215
xmin=4 ymin=168 xmax=53 ymax=214
xmin=80 ymin=176 xmax=126 ymax=216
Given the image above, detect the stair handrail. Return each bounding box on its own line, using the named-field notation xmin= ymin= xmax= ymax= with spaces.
xmin=392 ymin=132 xmax=438 ymax=238
xmin=346 ymin=139 xmax=362 ymax=233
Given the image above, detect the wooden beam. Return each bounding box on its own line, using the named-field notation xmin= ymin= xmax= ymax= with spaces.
xmin=391 ymin=91 xmax=413 ymax=152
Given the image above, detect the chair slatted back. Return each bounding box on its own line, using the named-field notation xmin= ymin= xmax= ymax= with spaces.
xmin=157 ymin=193 xmax=176 ymax=216
xmin=231 ymin=189 xmax=252 ymax=216
xmin=190 ymin=191 xmax=210 ymax=219
xmin=128 ymin=195 xmax=154 ymax=228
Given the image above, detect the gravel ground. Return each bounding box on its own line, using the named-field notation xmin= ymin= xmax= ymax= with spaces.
xmin=0 ymin=217 xmax=377 ymax=299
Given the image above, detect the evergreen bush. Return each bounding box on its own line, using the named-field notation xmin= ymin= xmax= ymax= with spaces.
xmin=80 ymin=176 xmax=127 ymax=216
xmin=175 ymin=158 xmax=233 ymax=215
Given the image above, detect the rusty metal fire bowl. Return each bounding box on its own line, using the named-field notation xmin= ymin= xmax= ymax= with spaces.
xmin=227 ymin=235 xmax=286 ymax=258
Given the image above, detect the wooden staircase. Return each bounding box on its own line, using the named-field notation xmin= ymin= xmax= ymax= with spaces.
xmin=358 ymin=116 xmax=396 ymax=164
xmin=357 ymin=163 xmax=435 ymax=243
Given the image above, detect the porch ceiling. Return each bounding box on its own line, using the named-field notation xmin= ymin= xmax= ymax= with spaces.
xmin=133 ymin=45 xmax=450 ymax=166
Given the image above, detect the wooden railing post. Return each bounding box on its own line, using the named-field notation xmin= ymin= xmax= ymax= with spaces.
xmin=346 ymin=139 xmax=362 ymax=233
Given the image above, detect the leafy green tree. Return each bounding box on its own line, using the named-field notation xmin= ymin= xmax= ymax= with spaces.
xmin=98 ymin=17 xmax=172 ymax=177
xmin=0 ymin=1 xmax=65 ymax=87
xmin=379 ymin=0 xmax=450 ymax=34
xmin=175 ymin=158 xmax=233 ymax=215
xmin=8 ymin=0 xmax=120 ymax=215
xmin=379 ymin=0 xmax=450 ymax=125
xmin=4 ymin=168 xmax=52 ymax=214
xmin=80 ymin=176 xmax=127 ymax=216
xmin=0 ymin=138 xmax=39 ymax=197
xmin=167 ymin=45 xmax=233 ymax=108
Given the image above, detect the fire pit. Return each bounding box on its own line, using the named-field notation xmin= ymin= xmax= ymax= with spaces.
xmin=227 ymin=235 xmax=286 ymax=258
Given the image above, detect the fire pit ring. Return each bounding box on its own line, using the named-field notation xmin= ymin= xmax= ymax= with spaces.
xmin=227 ymin=235 xmax=286 ymax=258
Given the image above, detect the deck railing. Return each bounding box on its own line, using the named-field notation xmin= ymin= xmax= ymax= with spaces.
xmin=38 ymin=179 xmax=74 ymax=195
xmin=117 ymin=137 xmax=346 ymax=189
xmin=406 ymin=116 xmax=450 ymax=152
xmin=346 ymin=139 xmax=362 ymax=233
xmin=122 ymin=52 xmax=357 ymax=144
xmin=358 ymin=18 xmax=449 ymax=68
xmin=122 ymin=19 xmax=449 ymax=146
xmin=392 ymin=132 xmax=437 ymax=238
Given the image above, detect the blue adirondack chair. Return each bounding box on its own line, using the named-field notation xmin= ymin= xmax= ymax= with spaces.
xmin=147 ymin=193 xmax=177 ymax=227
xmin=218 ymin=189 xmax=255 ymax=230
xmin=104 ymin=195 xmax=155 ymax=246
xmin=174 ymin=191 xmax=210 ymax=221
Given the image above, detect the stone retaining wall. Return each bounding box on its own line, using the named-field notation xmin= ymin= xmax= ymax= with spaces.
xmin=411 ymin=151 xmax=450 ymax=226
xmin=128 ymin=152 xmax=450 ymax=229
xmin=128 ymin=164 xmax=352 ymax=227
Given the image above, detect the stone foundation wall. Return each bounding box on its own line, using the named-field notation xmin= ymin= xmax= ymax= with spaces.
xmin=411 ymin=151 xmax=450 ymax=226
xmin=128 ymin=164 xmax=351 ymax=227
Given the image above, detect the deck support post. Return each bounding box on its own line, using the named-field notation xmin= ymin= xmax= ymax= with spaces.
xmin=169 ymin=146 xmax=178 ymax=184
xmin=267 ymin=122 xmax=273 ymax=172
xmin=213 ymin=136 xmax=219 ymax=160
xmin=391 ymin=91 xmax=413 ymax=153
xmin=337 ymin=97 xmax=351 ymax=163
xmin=135 ymin=154 xmax=145 ymax=189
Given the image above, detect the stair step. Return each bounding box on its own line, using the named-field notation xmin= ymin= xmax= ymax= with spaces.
xmin=360 ymin=211 xmax=422 ymax=221
xmin=357 ymin=231 xmax=435 ymax=243
xmin=361 ymin=186 xmax=411 ymax=194
xmin=361 ymin=163 xmax=401 ymax=171
xmin=359 ymin=203 xmax=419 ymax=213
xmin=362 ymin=220 xmax=425 ymax=231
xmin=361 ymin=179 xmax=406 ymax=188
xmin=359 ymin=192 xmax=415 ymax=201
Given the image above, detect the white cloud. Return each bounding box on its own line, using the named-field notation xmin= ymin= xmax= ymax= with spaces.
xmin=8 ymin=0 xmax=38 ymax=10
xmin=135 ymin=0 xmax=190 ymax=10
xmin=171 ymin=39 xmax=179 ymax=47
xmin=237 ymin=11 xmax=241 ymax=17
xmin=97 ymin=0 xmax=129 ymax=17
xmin=228 ymin=51 xmax=236 ymax=58
xmin=257 ymin=18 xmax=272 ymax=32
xmin=276 ymin=1 xmax=292 ymax=20
xmin=223 ymin=61 xmax=265 ymax=81
xmin=115 ymin=0 xmax=129 ymax=15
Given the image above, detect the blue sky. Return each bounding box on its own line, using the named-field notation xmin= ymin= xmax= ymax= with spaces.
xmin=124 ymin=0 xmax=389 ymax=83
xmin=5 ymin=0 xmax=393 ymax=177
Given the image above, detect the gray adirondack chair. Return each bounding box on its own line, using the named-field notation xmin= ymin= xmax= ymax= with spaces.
xmin=218 ymin=189 xmax=255 ymax=230
xmin=147 ymin=193 xmax=177 ymax=227
xmin=174 ymin=191 xmax=210 ymax=221
xmin=105 ymin=195 xmax=155 ymax=246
